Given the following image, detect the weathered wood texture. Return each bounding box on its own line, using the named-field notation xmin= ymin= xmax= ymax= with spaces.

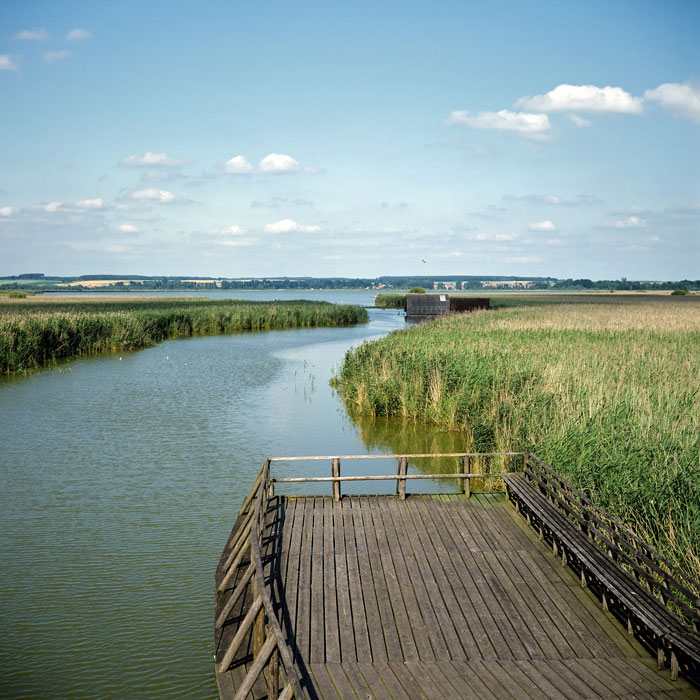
xmin=217 ymin=492 xmax=699 ymax=698
xmin=504 ymin=455 xmax=700 ymax=684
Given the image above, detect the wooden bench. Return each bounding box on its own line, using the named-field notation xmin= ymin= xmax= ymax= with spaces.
xmin=504 ymin=467 xmax=700 ymax=685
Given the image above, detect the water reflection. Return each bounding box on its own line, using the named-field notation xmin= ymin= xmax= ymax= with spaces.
xmin=348 ymin=411 xmax=521 ymax=493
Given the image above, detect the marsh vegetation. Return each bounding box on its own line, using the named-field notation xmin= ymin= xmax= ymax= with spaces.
xmin=0 ymin=296 xmax=368 ymax=374
xmin=338 ymin=301 xmax=700 ymax=577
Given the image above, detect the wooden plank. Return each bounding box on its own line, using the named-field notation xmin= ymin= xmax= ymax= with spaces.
xmin=509 ymin=659 xmax=573 ymax=700
xmin=437 ymin=496 xmax=529 ymax=659
xmin=363 ymin=663 xmax=414 ymax=700
xmin=308 ymin=664 xmax=346 ymax=700
xmin=383 ymin=497 xmax=451 ymax=659
xmin=543 ymin=659 xmax=607 ymax=698
xmin=341 ymin=662 xmax=387 ymax=699
xmin=310 ymin=497 xmax=326 ymax=662
xmin=436 ymin=660 xmax=504 ymax=700
xmin=389 ymin=660 xmax=448 ymax=699
xmin=273 ymin=498 xmax=295 ymax=634
xmin=470 ymin=658 xmax=549 ymax=700
xmin=487 ymin=503 xmax=612 ymax=661
xmin=323 ymin=663 xmax=361 ymax=700
xmin=322 ymin=497 xmax=341 ymax=664
xmin=409 ymin=496 xmax=483 ymax=659
xmin=280 ymin=498 xmax=303 ymax=661
xmin=426 ymin=496 xmax=507 ymax=660
xmin=370 ymin=496 xmax=435 ymax=661
xmin=364 ymin=495 xmax=420 ymax=662
xmin=332 ymin=498 xmax=355 ymax=663
xmin=342 ymin=497 xmax=372 ymax=662
xmin=350 ymin=496 xmax=389 ymax=662
xmin=354 ymin=496 xmax=404 ymax=662
xmin=480 ymin=548 xmax=565 ymax=659
xmin=295 ymin=497 xmax=315 ymax=662
xmin=396 ymin=497 xmax=475 ymax=660
xmin=405 ymin=661 xmax=470 ymax=699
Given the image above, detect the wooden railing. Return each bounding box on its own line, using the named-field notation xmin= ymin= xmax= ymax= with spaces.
xmin=269 ymin=452 xmax=528 ymax=499
xmin=215 ymin=459 xmax=305 ymax=700
xmin=523 ymin=454 xmax=700 ymax=630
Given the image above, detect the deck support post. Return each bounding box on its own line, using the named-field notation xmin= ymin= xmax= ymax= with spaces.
xmin=671 ymin=651 xmax=679 ymax=681
xmin=658 ymin=645 xmax=665 ymax=670
xmin=267 ymin=646 xmax=279 ymax=698
xmin=397 ymin=457 xmax=408 ymax=499
xmin=332 ymin=458 xmax=341 ymax=501
xmin=462 ymin=455 xmax=471 ymax=498
xmin=253 ymin=578 xmax=265 ymax=657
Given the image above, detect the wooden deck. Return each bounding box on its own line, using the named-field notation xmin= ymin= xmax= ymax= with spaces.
xmin=214 ymin=455 xmax=700 ymax=699
xmin=216 ymin=493 xmax=699 ymax=698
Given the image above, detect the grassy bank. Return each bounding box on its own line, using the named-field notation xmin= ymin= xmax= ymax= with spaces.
xmin=0 ymin=297 xmax=368 ymax=374
xmin=338 ymin=301 xmax=700 ymax=577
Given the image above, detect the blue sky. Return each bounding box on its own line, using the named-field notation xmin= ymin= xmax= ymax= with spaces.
xmin=1 ymin=0 xmax=698 ymax=279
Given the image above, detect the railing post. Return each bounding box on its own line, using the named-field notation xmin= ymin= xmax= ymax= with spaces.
xmin=267 ymin=646 xmax=279 ymax=698
xmin=462 ymin=455 xmax=471 ymax=497
xmin=522 ymin=452 xmax=528 ymax=472
xmin=332 ymin=458 xmax=341 ymax=501
xmin=397 ymin=457 xmax=407 ymax=499
xmin=253 ymin=576 xmax=265 ymax=657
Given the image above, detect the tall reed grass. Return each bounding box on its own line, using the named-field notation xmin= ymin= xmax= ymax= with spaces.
xmin=338 ymin=302 xmax=700 ymax=577
xmin=0 ymin=297 xmax=367 ymax=374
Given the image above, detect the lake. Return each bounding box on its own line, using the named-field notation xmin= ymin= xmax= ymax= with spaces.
xmin=0 ymin=291 xmax=468 ymax=698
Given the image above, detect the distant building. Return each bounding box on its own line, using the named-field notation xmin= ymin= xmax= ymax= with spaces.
xmin=482 ymin=280 xmax=534 ymax=289
xmin=405 ymin=293 xmax=490 ymax=318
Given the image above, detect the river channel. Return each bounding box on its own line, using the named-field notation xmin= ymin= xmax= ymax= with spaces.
xmin=0 ymin=291 xmax=468 ymax=698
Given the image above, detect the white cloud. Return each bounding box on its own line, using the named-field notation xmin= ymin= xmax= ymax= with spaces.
xmin=259 ymin=153 xmax=301 ymax=173
xmin=264 ymin=218 xmax=321 ymax=233
xmin=216 ymin=238 xmax=257 ymax=247
xmin=121 ymin=152 xmax=191 ymax=168
xmin=13 ymin=29 xmax=48 ymax=41
xmin=130 ymin=188 xmax=176 ymax=203
xmin=495 ymin=232 xmax=519 ymax=240
xmin=66 ymin=29 xmax=92 ymax=41
xmin=515 ymin=84 xmax=643 ymax=114
xmin=211 ymin=225 xmax=246 ymax=236
xmin=0 ymin=55 xmax=18 ymax=71
xmin=528 ymin=220 xmax=557 ymax=231
xmin=505 ymin=255 xmax=541 ymax=263
xmin=223 ymin=155 xmax=254 ymax=174
xmin=106 ymin=245 xmax=126 ymax=253
xmin=613 ymin=216 xmax=646 ymax=228
xmin=42 ymin=202 xmax=62 ymax=212
xmin=118 ymin=224 xmax=140 ymax=233
xmin=0 ymin=206 xmax=14 ymax=217
xmin=475 ymin=233 xmax=489 ymax=240
xmin=44 ymin=50 xmax=70 ymax=63
xmin=448 ymin=110 xmax=551 ymax=138
xmin=644 ymin=80 xmax=700 ymax=123
xmin=568 ymin=115 xmax=592 ymax=127
xmin=75 ymin=198 xmax=104 ymax=209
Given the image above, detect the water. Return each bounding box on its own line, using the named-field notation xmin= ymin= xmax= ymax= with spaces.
xmin=0 ymin=295 xmax=468 ymax=698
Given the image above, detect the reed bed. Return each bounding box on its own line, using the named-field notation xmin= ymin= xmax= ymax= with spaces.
xmin=338 ymin=302 xmax=700 ymax=577
xmin=0 ymin=297 xmax=367 ymax=374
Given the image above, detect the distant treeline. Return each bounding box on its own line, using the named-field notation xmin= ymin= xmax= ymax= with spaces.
xmin=1 ymin=274 xmax=699 ymax=292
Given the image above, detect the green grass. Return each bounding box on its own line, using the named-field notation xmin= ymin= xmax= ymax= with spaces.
xmin=338 ymin=301 xmax=700 ymax=578
xmin=0 ymin=296 xmax=368 ymax=374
